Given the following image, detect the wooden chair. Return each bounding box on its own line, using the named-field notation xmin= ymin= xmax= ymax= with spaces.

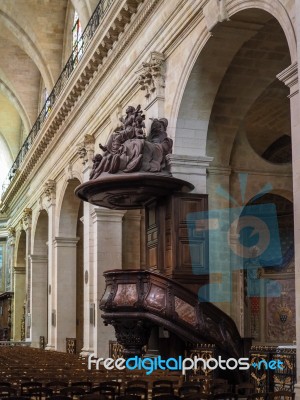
xmin=46 ymin=381 xmax=69 ymax=394
xmin=213 ymin=393 xmax=238 ymax=400
xmin=235 ymin=384 xmax=255 ymax=397
xmin=127 ymin=381 xmax=148 ymax=390
xmin=182 ymin=394 xmax=212 ymax=400
xmin=268 ymin=391 xmax=295 ymax=400
xmin=152 ymin=396 xmax=181 ymax=400
xmin=246 ymin=394 xmax=268 ymax=400
xmin=125 ymin=387 xmax=148 ymax=400
xmin=153 ymin=381 xmax=174 ymax=389
xmin=152 ymin=387 xmax=174 ymax=398
xmin=92 ymin=385 xmax=116 ymax=400
xmin=49 ymin=397 xmax=72 ymax=400
xmin=28 ymin=387 xmax=53 ymax=400
xmin=117 ymin=396 xmax=142 ymax=400
xmin=60 ymin=386 xmax=86 ymax=399
xmin=100 ymin=381 xmax=121 ymax=396
xmin=178 ymin=385 xmax=201 ymax=398
xmin=0 ymin=386 xmax=17 ymax=398
xmin=71 ymin=382 xmax=93 ymax=394
xmin=20 ymin=382 xmax=43 ymax=396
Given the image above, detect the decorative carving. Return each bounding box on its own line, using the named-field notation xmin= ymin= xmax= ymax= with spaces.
xmin=90 ymin=105 xmax=172 ymax=179
xmin=113 ymin=283 xmax=138 ymax=306
xmin=100 ymin=270 xmax=245 ymax=361
xmin=7 ymin=227 xmax=16 ymax=239
xmin=105 ymin=318 xmax=151 ymax=358
xmin=267 ymin=282 xmax=295 ymax=343
xmin=250 ymin=346 xmax=296 ymax=393
xmin=22 ymin=208 xmax=32 ymax=231
xmin=65 ymin=163 xmax=74 ymax=181
xmin=43 ymin=180 xmax=56 ymax=203
xmin=145 ymin=285 xmax=166 ymax=311
xmin=38 ymin=196 xmax=44 ymax=211
xmin=137 ymin=52 xmax=165 ymax=100
xmin=66 ymin=337 xmax=77 ymax=354
xmin=174 ymin=296 xmax=197 ymax=326
xmin=109 ymin=340 xmax=124 ymax=359
xmin=77 ymin=134 xmax=95 ymax=165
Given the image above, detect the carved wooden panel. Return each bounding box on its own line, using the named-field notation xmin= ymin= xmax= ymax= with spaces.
xmin=146 ymin=193 xmax=208 ymax=292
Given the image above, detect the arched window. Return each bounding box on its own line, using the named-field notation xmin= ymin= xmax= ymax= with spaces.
xmin=72 ymin=11 xmax=83 ymax=65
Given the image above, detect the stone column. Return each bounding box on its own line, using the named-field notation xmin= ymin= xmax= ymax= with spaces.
xmin=53 ymin=236 xmax=79 ymax=352
xmin=6 ymin=227 xmax=15 ymax=293
xmin=277 ymin=62 xmax=299 ymax=397
xmin=22 ymin=208 xmax=32 ymax=342
xmin=13 ymin=267 xmax=25 ymax=341
xmin=91 ymin=207 xmax=125 ymax=357
xmin=43 ymin=180 xmax=56 ymax=350
xmin=167 ymin=154 xmax=213 ymax=194
xmin=76 ymin=134 xmax=96 ymax=357
xmin=28 ymin=255 xmax=48 ymax=347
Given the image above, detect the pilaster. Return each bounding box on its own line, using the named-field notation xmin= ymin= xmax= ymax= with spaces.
xmin=277 ymin=61 xmax=300 ymax=398
xmin=167 ymin=154 xmax=213 ymax=194
xmin=91 ymin=207 xmax=126 ymax=357
xmin=53 ymin=236 xmax=79 ymax=352
xmin=21 ymin=208 xmax=32 ymax=342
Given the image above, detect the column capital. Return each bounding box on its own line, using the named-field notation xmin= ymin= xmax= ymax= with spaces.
xmin=28 ymin=255 xmax=48 ymax=262
xmin=77 ymin=134 xmax=95 ymax=166
xmin=22 ymin=208 xmax=32 ymax=231
xmin=91 ymin=207 xmax=126 ymax=223
xmin=137 ymin=52 xmax=165 ymax=101
xmin=53 ymin=237 xmax=80 ymax=247
xmin=167 ymin=154 xmax=213 ymax=175
xmin=13 ymin=266 xmax=26 ymax=274
xmin=43 ymin=180 xmax=56 ymax=206
xmin=7 ymin=226 xmax=16 ymax=245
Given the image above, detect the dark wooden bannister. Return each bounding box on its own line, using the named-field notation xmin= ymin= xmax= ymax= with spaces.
xmin=100 ymin=269 xmax=247 ymax=361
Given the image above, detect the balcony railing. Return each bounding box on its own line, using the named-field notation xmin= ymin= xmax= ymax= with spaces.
xmin=1 ymin=0 xmax=113 ymax=196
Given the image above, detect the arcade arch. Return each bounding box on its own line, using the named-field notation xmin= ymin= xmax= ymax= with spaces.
xmin=175 ymin=6 xmax=293 ymax=342
xmin=55 ymin=178 xmax=83 ymax=352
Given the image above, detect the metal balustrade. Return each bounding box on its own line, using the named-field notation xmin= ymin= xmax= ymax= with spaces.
xmin=1 ymin=0 xmax=113 ymax=196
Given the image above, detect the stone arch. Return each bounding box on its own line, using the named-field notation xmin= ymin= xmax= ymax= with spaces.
xmin=227 ymin=0 xmax=296 ymax=61
xmin=58 ymin=178 xmax=82 ymax=237
xmin=55 ymin=177 xmax=84 ymax=352
xmin=238 ymin=193 xmax=294 ymax=343
xmin=13 ymin=229 xmax=26 ymax=341
xmin=32 ymin=210 xmax=48 ymax=256
xmin=30 ymin=209 xmax=49 ymax=348
xmin=0 ymin=134 xmax=13 ymax=191
xmin=0 ymin=78 xmax=31 ymax=133
xmin=181 ymin=8 xmax=294 ymax=331
xmin=172 ymin=1 xmax=294 ymax=160
xmin=0 ymin=11 xmax=53 ymax=91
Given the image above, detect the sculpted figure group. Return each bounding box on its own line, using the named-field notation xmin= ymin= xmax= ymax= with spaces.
xmin=90 ymin=105 xmax=173 ymax=179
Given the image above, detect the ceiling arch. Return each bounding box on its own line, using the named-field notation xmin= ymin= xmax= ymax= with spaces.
xmin=0 ymin=11 xmax=54 ymax=91
xmin=0 ymin=78 xmax=31 ymax=134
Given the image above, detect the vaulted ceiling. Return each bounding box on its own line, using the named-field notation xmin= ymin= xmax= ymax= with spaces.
xmin=0 ymin=0 xmax=98 ymax=188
